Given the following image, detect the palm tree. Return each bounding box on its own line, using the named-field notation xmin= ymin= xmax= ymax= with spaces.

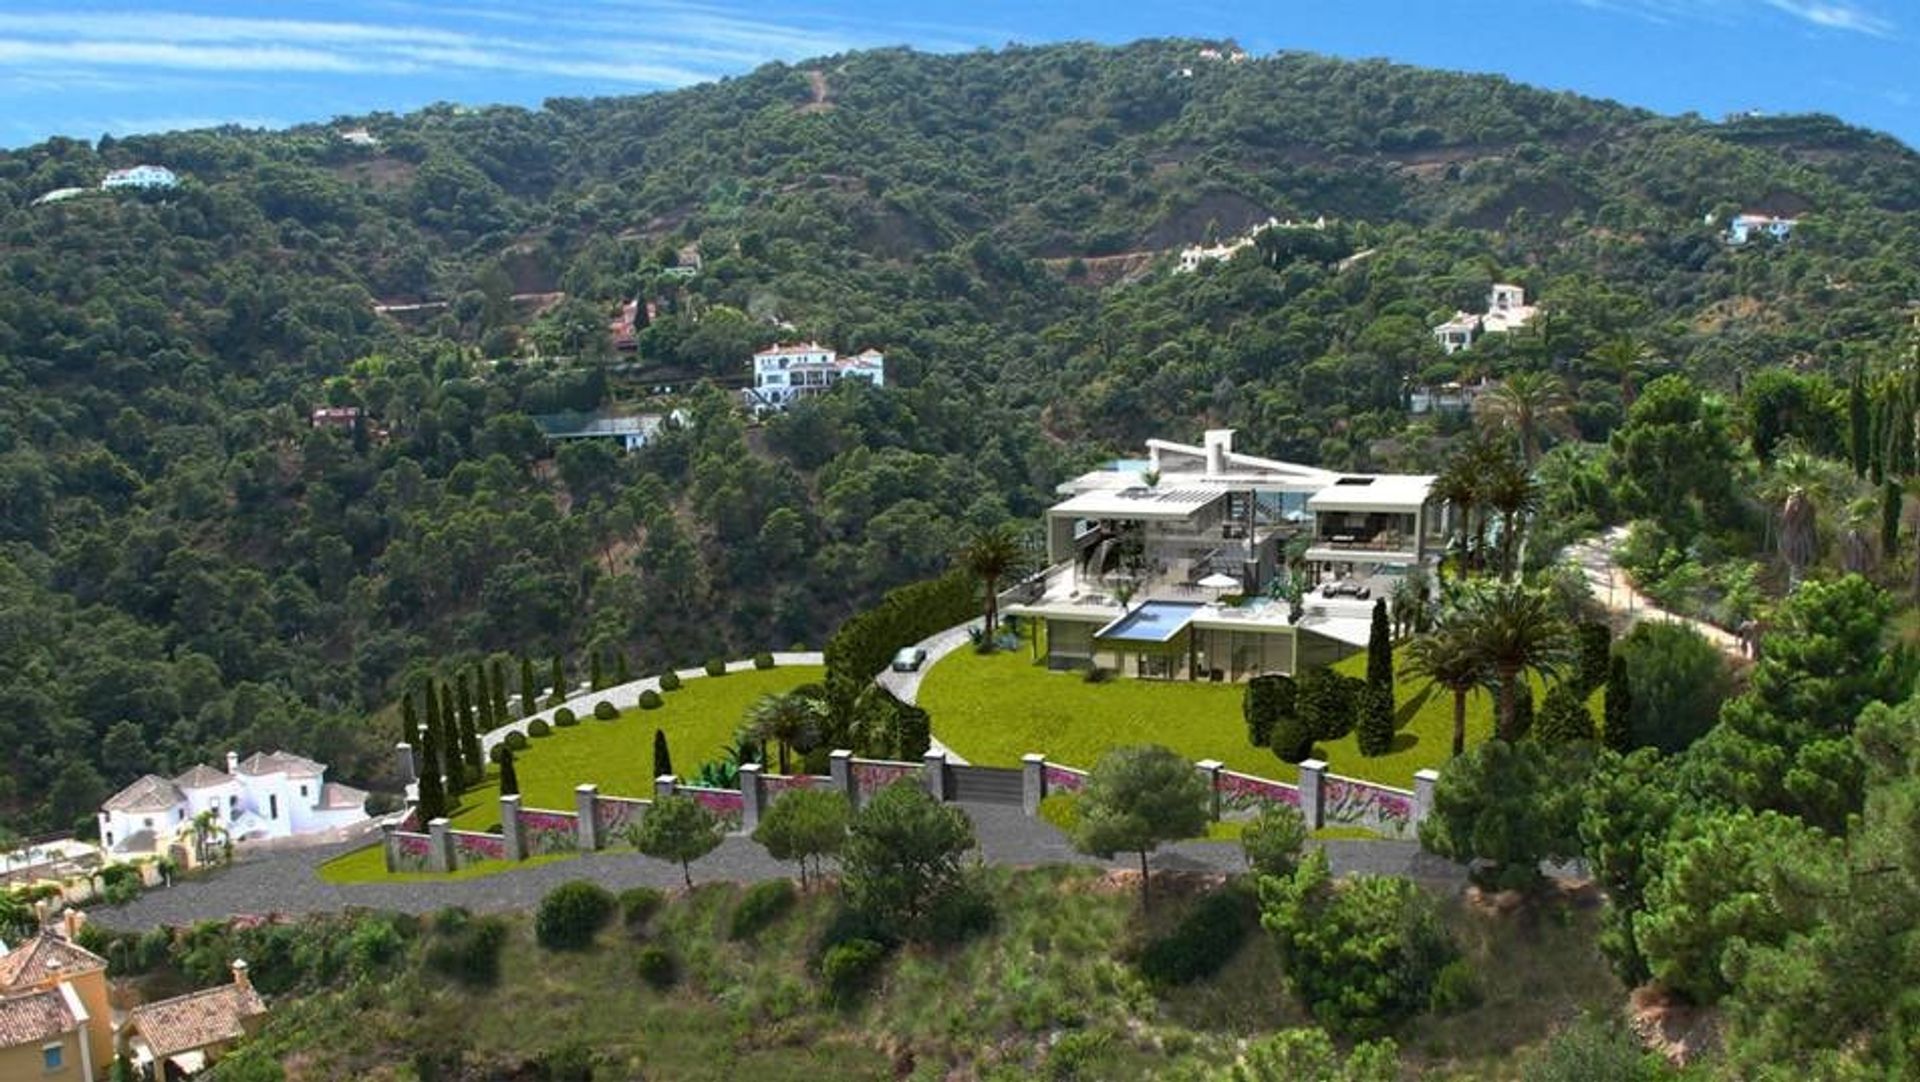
xmin=1401 ymin=625 xmax=1485 ymax=758
xmin=744 ymin=692 xmax=827 ymax=775
xmin=1586 ymin=334 xmax=1655 ymax=407
xmin=1480 ymin=453 xmax=1543 ymax=580
xmin=1432 ymin=441 xmax=1492 ymax=577
xmin=1453 ymin=580 xmax=1573 ymax=741
xmin=189 ymin=809 xmax=231 ymax=867
xmin=1474 ymin=370 xmax=1574 ymax=466
xmin=956 ymin=523 xmax=1026 ymax=638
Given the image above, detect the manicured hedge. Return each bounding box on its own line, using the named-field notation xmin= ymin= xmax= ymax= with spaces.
xmin=753 ymin=652 xmax=776 ymax=670
xmin=639 ymin=689 xmax=664 ymax=710
xmin=528 ymin=718 xmax=552 ymax=738
xmin=704 ymin=657 xmax=727 ymax=677
xmin=553 ymin=707 xmax=578 ymax=727
xmin=535 ymin=881 xmax=614 ymax=950
xmin=824 ymin=569 xmax=977 ymax=684
xmin=660 ymin=671 xmax=683 ymax=692
xmin=504 ymin=731 xmax=530 ymax=751
xmin=593 ymin=701 xmax=618 ymax=721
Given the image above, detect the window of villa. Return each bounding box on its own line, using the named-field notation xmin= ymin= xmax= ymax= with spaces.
xmin=142 ymin=817 xmax=152 ymax=829
xmin=300 ymin=785 xmax=308 ymax=798
xmin=270 ymin=794 xmax=279 ymax=819
xmin=43 ymin=1043 xmax=63 ymax=1071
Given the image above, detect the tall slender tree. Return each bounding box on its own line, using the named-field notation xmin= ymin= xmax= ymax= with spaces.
xmin=1850 ymin=364 xmax=1871 ymax=478
xmin=1602 ymin=655 xmax=1634 ymax=753
xmin=415 ymin=687 xmax=447 ymax=822
xmin=550 ymin=655 xmax=567 ymax=702
xmin=1366 ymin=597 xmax=1394 ymax=697
xmin=591 ymin=649 xmax=607 ymax=691
xmin=498 ymin=747 xmax=519 ymax=798
xmin=520 ymin=657 xmax=537 ymax=717
xmin=652 ymin=729 xmax=673 ymax=781
xmin=1481 ymin=453 xmax=1543 ymax=580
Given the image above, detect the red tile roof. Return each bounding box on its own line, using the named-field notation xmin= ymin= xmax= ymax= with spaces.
xmin=0 ymin=936 xmax=107 ymax=990
xmin=128 ymin=983 xmax=266 ymax=1059
xmin=0 ymin=987 xmax=76 ymax=1047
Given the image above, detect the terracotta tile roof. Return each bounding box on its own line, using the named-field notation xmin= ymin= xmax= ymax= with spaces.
xmin=0 ymin=987 xmax=76 ymax=1046
xmin=172 ymin=764 xmax=235 ymax=790
xmin=0 ymin=936 xmax=108 ymax=990
xmin=128 ymin=983 xmax=266 ymax=1059
xmin=235 ymin=751 xmax=323 ymax=778
xmin=102 ymin=774 xmax=186 ymax=813
xmin=318 ymin=782 xmax=367 ymax=810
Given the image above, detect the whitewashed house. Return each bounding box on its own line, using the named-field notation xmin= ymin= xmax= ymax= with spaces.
xmin=1725 ymin=213 xmax=1798 ymax=245
xmin=97 ymin=752 xmax=367 ymax=856
xmin=748 ymin=343 xmax=885 ymax=412
xmin=100 ymin=166 xmax=178 ymax=191
xmin=1433 ymin=283 xmax=1536 ymax=353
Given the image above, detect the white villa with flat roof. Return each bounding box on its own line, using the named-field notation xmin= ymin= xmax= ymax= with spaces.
xmin=1433 ymin=283 xmax=1536 ymax=353
xmin=97 ymin=752 xmax=367 ymax=858
xmin=748 ymin=342 xmax=885 ymax=412
xmin=1003 ymin=430 xmax=1442 ymax=681
xmin=100 ymin=165 xmax=177 ymax=191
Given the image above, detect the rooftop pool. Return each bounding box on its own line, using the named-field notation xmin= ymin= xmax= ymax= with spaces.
xmin=1096 ymin=600 xmax=1204 ymax=643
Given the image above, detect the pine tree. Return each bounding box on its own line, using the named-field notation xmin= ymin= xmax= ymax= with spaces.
xmin=520 ymin=657 xmax=537 ymax=717
xmin=1366 ymin=597 xmax=1394 ymax=703
xmin=591 ymin=649 xmax=606 ymax=691
xmin=498 ymin=747 xmax=519 ymax=797
xmin=1602 ymin=655 xmax=1634 ymax=753
xmin=652 ymin=729 xmax=673 ymax=780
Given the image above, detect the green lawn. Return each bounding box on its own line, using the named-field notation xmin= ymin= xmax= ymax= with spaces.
xmin=318 ymin=844 xmax=579 ymax=884
xmin=443 ymin=666 xmax=826 ymax=830
xmin=922 ymin=647 xmax=1593 ymax=789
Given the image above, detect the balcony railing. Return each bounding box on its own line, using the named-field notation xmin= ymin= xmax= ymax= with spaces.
xmin=1311 ymin=534 xmax=1417 ymax=553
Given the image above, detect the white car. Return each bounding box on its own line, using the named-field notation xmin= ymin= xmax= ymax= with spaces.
xmin=891 ymin=647 xmax=929 ymax=672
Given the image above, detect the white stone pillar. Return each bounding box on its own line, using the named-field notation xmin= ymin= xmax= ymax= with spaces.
xmin=1298 ymin=759 xmax=1328 ymax=829
xmin=1021 ymin=753 xmax=1046 ymax=816
xmin=1195 ymin=759 xmax=1224 ymax=821
xmin=575 ymin=784 xmax=600 ymax=850
xmin=739 ymin=763 xmax=765 ymax=830
xmin=923 ymin=751 xmax=948 ymax=802
xmin=1413 ymin=768 xmax=1440 ymax=827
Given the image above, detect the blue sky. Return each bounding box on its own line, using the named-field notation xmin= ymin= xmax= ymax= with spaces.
xmin=0 ymin=1 xmax=1913 ymax=150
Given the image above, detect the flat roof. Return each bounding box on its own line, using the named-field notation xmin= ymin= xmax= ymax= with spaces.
xmin=1095 ymin=601 xmax=1203 ymax=643
xmin=1306 ymin=474 xmax=1435 ymax=512
xmin=1052 ymin=486 xmax=1225 ymax=521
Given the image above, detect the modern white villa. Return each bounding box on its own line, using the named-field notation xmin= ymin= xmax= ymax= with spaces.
xmin=97 ymin=752 xmax=368 ymax=858
xmin=100 ymin=166 xmax=178 ymax=191
xmin=747 ymin=342 xmax=885 ymax=412
xmin=1002 ymin=430 xmax=1442 ymax=681
xmin=1723 ymin=212 xmax=1798 ymax=245
xmin=1432 ymin=283 xmax=1537 ymax=354
xmin=531 ymin=409 xmax=688 ymax=451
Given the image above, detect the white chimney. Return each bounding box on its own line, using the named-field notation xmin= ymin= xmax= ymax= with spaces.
xmin=226 ymin=751 xmax=240 ymax=775
xmin=231 ymin=959 xmax=250 ymax=990
xmin=1203 ymin=429 xmax=1235 ymax=477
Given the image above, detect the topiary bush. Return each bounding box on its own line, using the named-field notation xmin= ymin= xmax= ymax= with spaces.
xmin=753 ymin=652 xmax=776 ymax=670
xmin=1271 ymin=711 xmax=1314 ymax=764
xmin=1136 ymin=883 xmax=1258 ymax=988
xmin=729 ymin=879 xmax=798 ymax=941
xmin=527 ymin=718 xmax=552 ymax=738
xmin=620 ymin=887 xmax=665 ymax=930
xmin=504 ymin=730 xmax=530 ymax=751
xmin=660 ymin=671 xmax=683 ymax=692
xmin=1296 ymin=668 xmax=1362 ymax=742
xmin=704 ymin=657 xmax=727 ymax=677
xmin=489 ymin=744 xmax=508 ymax=764
xmin=636 ymin=945 xmax=678 ymax=989
xmin=534 ymin=881 xmax=614 ymax=950
xmin=821 ymin=937 xmax=887 ymax=1004
xmin=638 ymin=689 xmax=663 ymax=710
xmin=553 ymin=707 xmax=578 ymax=727
xmin=593 ymin=701 xmax=618 ymax=721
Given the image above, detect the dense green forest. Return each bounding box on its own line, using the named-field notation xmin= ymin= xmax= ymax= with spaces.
xmin=0 ymin=39 xmax=1916 ymax=834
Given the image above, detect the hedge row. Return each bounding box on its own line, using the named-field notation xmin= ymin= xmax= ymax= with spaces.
xmin=824 ymin=569 xmax=977 ymax=684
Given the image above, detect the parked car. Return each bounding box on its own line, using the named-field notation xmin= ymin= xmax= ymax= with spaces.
xmin=1320 ymin=579 xmax=1371 ymax=600
xmin=891 ymin=646 xmax=929 ymax=672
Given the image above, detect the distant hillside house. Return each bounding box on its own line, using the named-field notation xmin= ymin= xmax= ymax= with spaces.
xmin=531 ymin=410 xmax=687 ymax=451
xmin=1432 ymin=283 xmax=1536 ymax=353
xmin=1175 ymin=216 xmax=1327 ymax=273
xmin=608 ymin=299 xmax=657 ymax=351
xmin=97 ymin=752 xmax=368 ymax=858
xmin=1725 ymin=212 xmax=1798 ymax=245
xmin=338 ymin=128 xmax=380 ymax=147
xmin=748 ymin=343 xmax=885 ymax=412
xmin=1408 ymin=379 xmax=1489 ymax=414
xmin=310 ymin=407 xmax=360 ymax=430
xmin=100 ymin=165 xmax=178 ymax=191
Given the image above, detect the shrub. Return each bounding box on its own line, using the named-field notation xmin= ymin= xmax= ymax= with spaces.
xmin=1241 ymin=803 xmax=1309 ymax=878
xmin=534 ymin=881 xmax=615 ymax=950
xmin=1047 ymin=1028 xmax=1115 ymax=1080
xmin=1296 ymin=668 xmax=1362 ymax=741
xmin=489 ymin=744 xmax=507 ymax=764
xmin=504 ymin=730 xmax=529 ymax=751
xmin=527 ymin=717 xmax=552 ymax=738
xmin=1271 ymin=712 xmax=1314 ymax=764
xmin=1576 ymin=622 xmax=1613 ymax=692
xmin=730 ymin=879 xmax=798 ymax=940
xmin=924 ymin=880 xmax=997 ymax=946
xmin=660 ymin=671 xmax=683 ymax=692
xmin=1244 ymin=673 xmax=1296 ymax=749
xmin=424 ymin=911 xmax=508 ymax=986
xmin=1083 ymin=666 xmax=1117 ymax=684
xmin=1428 ymin=958 xmax=1482 ymax=1013
xmin=639 ymin=689 xmax=663 ymax=710
xmin=1536 ymin=683 xmax=1595 ymax=745
xmin=704 ymin=657 xmax=727 ymax=677
xmin=619 ymin=886 xmax=665 ymax=929
xmin=593 ymin=701 xmax=617 ymax=721
xmin=553 ymin=707 xmax=578 ymax=727
xmin=636 ymin=945 xmax=678 ymax=989
xmin=753 ymin=652 xmax=776 ymax=670
xmin=821 ymin=937 xmax=887 ymax=1003
xmin=1138 ymin=884 xmax=1257 ymax=988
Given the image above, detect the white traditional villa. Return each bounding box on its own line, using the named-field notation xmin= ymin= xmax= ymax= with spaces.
xmin=100 ymin=165 xmax=178 ymax=191
xmin=1432 ymin=283 xmax=1537 ymax=354
xmin=1002 ymin=430 xmax=1442 ymax=681
xmin=1175 ymin=216 xmax=1328 ymax=273
xmin=747 ymin=342 xmax=885 ymax=412
xmin=97 ymin=752 xmax=368 ymax=857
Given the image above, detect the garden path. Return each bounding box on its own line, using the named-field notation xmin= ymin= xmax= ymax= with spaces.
xmin=85 ymin=801 xmax=1466 ymax=931
xmin=876 ymin=622 xmax=976 ymax=764
xmin=1566 ymin=527 xmax=1751 ymax=660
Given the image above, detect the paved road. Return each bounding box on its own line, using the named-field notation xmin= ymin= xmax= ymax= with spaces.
xmin=876 ymin=622 xmax=978 ymax=763
xmin=1566 ymin=527 xmax=1749 ymax=660
xmin=86 ymin=801 xmax=1466 ymax=931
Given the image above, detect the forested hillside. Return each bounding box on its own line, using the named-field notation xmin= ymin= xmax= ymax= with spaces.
xmin=0 ymin=39 xmax=1915 ymax=833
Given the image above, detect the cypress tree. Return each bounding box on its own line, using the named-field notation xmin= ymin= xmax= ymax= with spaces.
xmin=1366 ymin=597 xmax=1394 ymax=702
xmin=416 ymin=687 xmax=447 ymax=822
xmin=1356 ymin=683 xmax=1394 ymax=756
xmin=440 ymin=682 xmax=467 ymax=791
xmin=462 ymin=673 xmax=484 ymax=774
xmin=498 ymin=747 xmax=520 ymax=797
xmin=616 ymin=651 xmax=631 ymax=685
xmin=1850 ymin=365 xmax=1870 ymax=478
xmin=1602 ymin=655 xmax=1633 ymax=753
xmin=652 ymin=729 xmax=673 ymax=780
xmin=550 ymin=655 xmax=567 ymax=704
xmin=1883 ymin=479 xmax=1903 ymax=558
xmin=520 ymin=657 xmax=537 ymax=717
xmin=591 ymin=649 xmax=606 ymax=691
xmin=422 ymin=680 xmax=444 ymax=785
xmin=492 ymin=658 xmax=510 ymax=724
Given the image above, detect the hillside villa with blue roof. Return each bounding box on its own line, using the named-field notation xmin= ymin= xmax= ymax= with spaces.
xmin=1003 ymin=430 xmax=1444 ymax=681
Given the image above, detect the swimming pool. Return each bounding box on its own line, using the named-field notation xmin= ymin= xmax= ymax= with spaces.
xmin=1095 ymin=600 xmax=1203 ymax=643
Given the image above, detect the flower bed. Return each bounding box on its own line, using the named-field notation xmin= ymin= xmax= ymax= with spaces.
xmin=519 ymin=809 xmax=581 ymax=855
xmin=596 ymin=797 xmax=647 ymax=840
xmin=681 ymin=785 xmax=744 ymax=830
xmin=1042 ymin=764 xmax=1087 ymax=795
xmin=452 ymin=831 xmax=506 ymax=868
xmin=1324 ymin=777 xmax=1415 ymax=837
xmin=390 ymin=832 xmax=432 ymax=873
xmin=1218 ymin=769 xmax=1300 ymax=817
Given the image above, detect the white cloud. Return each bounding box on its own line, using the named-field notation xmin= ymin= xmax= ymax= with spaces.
xmin=1576 ymin=0 xmax=1897 ymax=36
xmin=1761 ymin=0 xmax=1895 ymax=36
